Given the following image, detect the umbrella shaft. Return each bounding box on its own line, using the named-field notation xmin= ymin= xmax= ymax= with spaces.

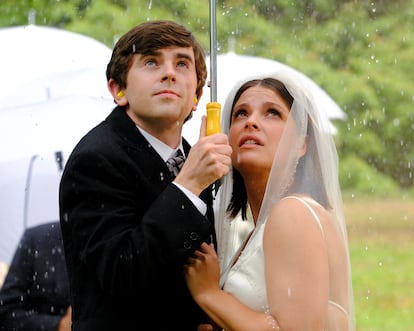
xmin=209 ymin=0 xmax=217 ymax=102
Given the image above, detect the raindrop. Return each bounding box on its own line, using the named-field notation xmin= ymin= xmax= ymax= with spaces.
xmin=378 ymin=261 xmax=383 ymax=267
xmin=181 ymin=204 xmax=185 ymax=209
xmin=148 ymin=0 xmax=153 ymax=10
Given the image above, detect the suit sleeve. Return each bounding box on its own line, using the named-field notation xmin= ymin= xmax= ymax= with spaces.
xmin=0 ymin=229 xmax=63 ymax=331
xmin=142 ymin=184 xmax=214 ymax=264
xmin=59 ymin=145 xmax=215 ymax=295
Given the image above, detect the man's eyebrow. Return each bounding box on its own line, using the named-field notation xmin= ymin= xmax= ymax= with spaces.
xmin=175 ymin=52 xmax=194 ymax=62
xmin=139 ymin=50 xmax=193 ymax=63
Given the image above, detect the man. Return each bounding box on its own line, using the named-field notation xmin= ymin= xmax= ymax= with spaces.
xmin=59 ymin=20 xmax=232 ymax=330
xmin=0 ymin=221 xmax=71 ymax=331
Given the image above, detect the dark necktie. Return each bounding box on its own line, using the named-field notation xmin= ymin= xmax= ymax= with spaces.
xmin=166 ymin=150 xmax=185 ymax=177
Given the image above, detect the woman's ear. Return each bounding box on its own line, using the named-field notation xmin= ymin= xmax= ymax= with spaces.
xmin=108 ymin=79 xmax=127 ymax=106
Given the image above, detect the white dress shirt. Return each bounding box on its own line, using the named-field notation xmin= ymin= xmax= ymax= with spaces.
xmin=137 ymin=126 xmax=207 ymax=216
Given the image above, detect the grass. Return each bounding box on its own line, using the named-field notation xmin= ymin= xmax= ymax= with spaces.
xmin=343 ymin=192 xmax=414 ymax=331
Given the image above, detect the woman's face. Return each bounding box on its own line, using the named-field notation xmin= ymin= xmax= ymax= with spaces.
xmin=229 ymin=85 xmax=291 ymax=175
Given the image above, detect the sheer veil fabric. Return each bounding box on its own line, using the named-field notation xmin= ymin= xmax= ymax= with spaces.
xmin=214 ymin=70 xmax=355 ymax=331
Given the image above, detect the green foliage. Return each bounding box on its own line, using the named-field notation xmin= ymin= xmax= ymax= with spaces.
xmin=339 ymin=154 xmax=400 ymax=195
xmin=0 ymin=0 xmax=413 ymax=192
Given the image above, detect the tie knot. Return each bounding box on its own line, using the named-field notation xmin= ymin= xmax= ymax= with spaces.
xmin=166 ymin=150 xmax=185 ymax=177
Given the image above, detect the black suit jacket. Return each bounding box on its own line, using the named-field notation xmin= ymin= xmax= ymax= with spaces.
xmin=0 ymin=221 xmax=70 ymax=331
xmin=59 ymin=106 xmax=215 ymax=331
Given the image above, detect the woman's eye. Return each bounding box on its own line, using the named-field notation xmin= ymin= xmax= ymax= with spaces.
xmin=233 ymin=109 xmax=247 ymax=118
xmin=268 ymin=108 xmax=282 ymax=117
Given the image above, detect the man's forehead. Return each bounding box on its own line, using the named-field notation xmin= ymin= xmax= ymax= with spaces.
xmin=139 ymin=46 xmax=194 ymax=58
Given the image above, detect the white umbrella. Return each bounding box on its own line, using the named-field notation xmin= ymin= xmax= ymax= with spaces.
xmin=183 ymin=52 xmax=346 ymax=144
xmin=0 ymin=95 xmax=114 ymax=263
xmin=0 ymin=24 xmax=112 ymax=104
xmin=0 ymin=94 xmax=113 ymax=162
xmin=0 ymin=25 xmax=114 ymax=265
xmin=0 ymin=66 xmax=111 ymax=109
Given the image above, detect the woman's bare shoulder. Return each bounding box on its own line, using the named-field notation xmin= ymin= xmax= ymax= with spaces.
xmin=264 ymin=195 xmax=327 ymax=244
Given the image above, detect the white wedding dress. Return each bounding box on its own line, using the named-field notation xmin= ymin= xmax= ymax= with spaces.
xmin=221 ymin=196 xmax=349 ymax=330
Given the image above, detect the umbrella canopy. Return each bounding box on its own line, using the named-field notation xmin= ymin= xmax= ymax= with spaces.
xmin=0 ymin=66 xmax=111 ymax=110
xmin=0 ymin=24 xmax=112 ymax=104
xmin=0 ymin=94 xmax=113 ymax=162
xmin=0 ymin=95 xmax=114 ymax=263
xmin=0 ymin=25 xmax=113 ymax=264
xmin=183 ymin=52 xmax=346 ymax=144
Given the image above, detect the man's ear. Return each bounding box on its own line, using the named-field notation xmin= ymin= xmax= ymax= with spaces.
xmin=108 ymin=79 xmax=127 ymax=106
xmin=192 ymin=90 xmax=202 ymax=111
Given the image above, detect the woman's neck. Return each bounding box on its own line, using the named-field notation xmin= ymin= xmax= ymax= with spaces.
xmin=243 ymin=174 xmax=268 ymax=225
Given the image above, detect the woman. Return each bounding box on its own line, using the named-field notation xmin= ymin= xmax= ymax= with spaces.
xmin=184 ymin=71 xmax=355 ymax=331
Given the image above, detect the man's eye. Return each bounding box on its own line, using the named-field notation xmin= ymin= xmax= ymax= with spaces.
xmin=145 ymin=59 xmax=156 ymax=66
xmin=177 ymin=61 xmax=189 ymax=68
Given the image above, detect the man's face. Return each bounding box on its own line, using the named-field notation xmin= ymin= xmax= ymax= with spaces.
xmin=122 ymin=46 xmax=198 ymax=138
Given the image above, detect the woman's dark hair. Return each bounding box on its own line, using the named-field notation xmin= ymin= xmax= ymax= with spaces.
xmin=227 ymin=78 xmax=294 ymax=220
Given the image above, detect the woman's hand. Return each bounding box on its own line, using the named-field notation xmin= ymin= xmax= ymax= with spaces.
xmin=184 ymin=242 xmax=220 ymax=303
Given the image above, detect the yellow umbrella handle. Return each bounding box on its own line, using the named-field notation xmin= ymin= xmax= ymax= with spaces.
xmin=206 ymin=101 xmax=221 ymax=135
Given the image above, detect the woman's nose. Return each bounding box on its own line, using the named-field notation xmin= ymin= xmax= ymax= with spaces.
xmin=245 ymin=115 xmax=259 ymax=129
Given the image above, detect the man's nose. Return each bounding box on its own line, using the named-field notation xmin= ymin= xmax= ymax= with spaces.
xmin=161 ymin=63 xmax=177 ymax=82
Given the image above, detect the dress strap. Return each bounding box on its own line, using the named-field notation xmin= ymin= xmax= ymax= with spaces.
xmin=281 ymin=196 xmax=325 ymax=239
xmin=328 ymin=300 xmax=349 ymax=316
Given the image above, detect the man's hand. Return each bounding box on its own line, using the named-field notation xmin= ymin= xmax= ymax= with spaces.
xmin=176 ymin=116 xmax=232 ymax=196
xmin=57 ymin=306 xmax=72 ymax=331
